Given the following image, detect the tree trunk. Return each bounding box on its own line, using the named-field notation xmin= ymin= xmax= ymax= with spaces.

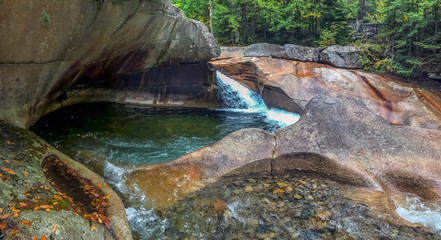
xmin=357 ymin=0 xmax=367 ymax=21
xmin=209 ymin=0 xmax=213 ymax=33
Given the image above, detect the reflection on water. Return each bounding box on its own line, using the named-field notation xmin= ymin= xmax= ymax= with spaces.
xmin=32 ymin=103 xmax=288 ymax=166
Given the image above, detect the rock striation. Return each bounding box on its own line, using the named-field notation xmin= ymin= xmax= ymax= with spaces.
xmin=0 ymin=0 xmax=219 ymax=128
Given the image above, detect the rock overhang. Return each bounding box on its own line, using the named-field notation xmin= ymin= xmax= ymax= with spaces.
xmin=0 ymin=0 xmax=219 ymax=128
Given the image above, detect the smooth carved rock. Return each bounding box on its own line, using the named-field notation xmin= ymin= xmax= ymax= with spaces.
xmin=210 ymin=57 xmax=441 ymax=129
xmin=283 ymin=44 xmax=321 ymax=62
xmin=126 ymin=128 xmax=274 ymax=208
xmin=0 ymin=0 xmax=219 ymax=128
xmin=275 ymin=95 xmax=441 ymax=200
xmin=319 ymin=45 xmax=362 ymax=68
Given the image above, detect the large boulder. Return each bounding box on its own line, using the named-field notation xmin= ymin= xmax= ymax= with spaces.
xmin=0 ymin=0 xmax=219 ymax=128
xmin=243 ymin=43 xmax=284 ymax=58
xmin=319 ymin=45 xmax=362 ymax=68
xmin=282 ymin=44 xmax=320 ymax=62
xmin=217 ymin=47 xmax=245 ymax=59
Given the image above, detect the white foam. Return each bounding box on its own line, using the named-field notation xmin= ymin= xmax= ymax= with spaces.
xmin=217 ymin=72 xmax=267 ymax=111
xmin=266 ymin=108 xmax=301 ymax=127
xmin=125 ymin=207 xmax=168 ymax=238
xmin=395 ymin=196 xmax=441 ymax=232
xmin=227 ymin=201 xmax=248 ymax=226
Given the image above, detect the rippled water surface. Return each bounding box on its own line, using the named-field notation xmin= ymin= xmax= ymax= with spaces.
xmin=32 ymin=103 xmax=287 ymax=166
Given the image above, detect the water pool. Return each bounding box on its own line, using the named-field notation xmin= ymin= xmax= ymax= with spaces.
xmin=32 ymin=103 xmax=290 ymax=167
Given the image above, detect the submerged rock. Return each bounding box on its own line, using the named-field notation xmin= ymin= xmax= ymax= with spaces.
xmin=150 ymin=173 xmax=439 ymax=240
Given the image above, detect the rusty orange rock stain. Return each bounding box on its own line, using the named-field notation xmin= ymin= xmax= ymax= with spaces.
xmin=414 ymin=88 xmax=441 ymax=116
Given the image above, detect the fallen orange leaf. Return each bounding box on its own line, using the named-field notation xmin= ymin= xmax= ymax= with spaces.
xmin=31 ymin=237 xmax=39 ymax=240
xmin=0 ymin=221 xmax=6 ymax=230
xmin=90 ymin=226 xmax=96 ymax=231
xmin=2 ymin=168 xmax=9 ymax=171
xmin=42 ymin=235 xmax=49 ymax=240
xmin=21 ymin=220 xmax=32 ymax=226
xmin=9 ymin=229 xmax=19 ymax=235
xmin=45 ymin=209 xmax=52 ymax=212
xmin=3 ymin=160 xmax=9 ymax=163
xmin=0 ymin=213 xmax=11 ymax=219
xmin=0 ymin=208 xmax=2 ymax=213
xmin=40 ymin=205 xmax=50 ymax=209
xmin=51 ymin=224 xmax=57 ymax=232
xmin=13 ymin=213 xmax=19 ymax=218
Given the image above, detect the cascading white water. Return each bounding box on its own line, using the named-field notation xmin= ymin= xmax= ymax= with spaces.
xmin=216 ymin=71 xmax=300 ymax=128
xmin=395 ymin=196 xmax=441 ymax=232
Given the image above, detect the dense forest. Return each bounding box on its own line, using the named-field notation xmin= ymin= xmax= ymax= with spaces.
xmin=172 ymin=0 xmax=441 ymax=75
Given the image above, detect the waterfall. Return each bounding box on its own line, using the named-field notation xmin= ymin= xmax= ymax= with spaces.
xmin=216 ymin=71 xmax=300 ymax=128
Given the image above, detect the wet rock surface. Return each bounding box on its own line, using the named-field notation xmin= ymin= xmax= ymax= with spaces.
xmin=154 ymin=173 xmax=438 ymax=240
xmin=0 ymin=121 xmax=131 ymax=239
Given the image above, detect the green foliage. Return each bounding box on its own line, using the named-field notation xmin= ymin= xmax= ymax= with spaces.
xmin=172 ymin=0 xmax=356 ymax=45
xmin=357 ymin=43 xmax=394 ymax=72
xmin=380 ymin=0 xmax=441 ymax=75
xmin=317 ymin=27 xmax=337 ymax=47
xmin=40 ymin=9 xmax=50 ymax=26
xmin=173 ymin=0 xmax=441 ymax=76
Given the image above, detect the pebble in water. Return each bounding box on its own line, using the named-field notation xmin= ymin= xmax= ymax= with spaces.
xmin=146 ymin=173 xmax=439 ymax=240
